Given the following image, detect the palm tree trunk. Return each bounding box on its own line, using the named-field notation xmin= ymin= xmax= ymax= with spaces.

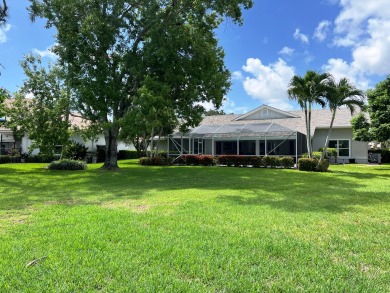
xmin=304 ymin=106 xmax=310 ymax=158
xmin=308 ymin=102 xmax=313 ymax=157
xmin=319 ymin=110 xmax=336 ymax=164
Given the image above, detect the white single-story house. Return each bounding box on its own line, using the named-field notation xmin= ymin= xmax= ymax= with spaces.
xmin=0 ymin=109 xmax=134 ymax=155
xmin=161 ymin=105 xmax=369 ymax=164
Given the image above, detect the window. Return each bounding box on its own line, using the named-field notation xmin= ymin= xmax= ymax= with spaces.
xmin=262 ymin=109 xmax=268 ymax=116
xmin=329 ymin=139 xmax=350 ymax=157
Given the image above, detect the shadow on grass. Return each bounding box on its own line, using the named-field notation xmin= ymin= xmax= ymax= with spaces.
xmin=0 ymin=163 xmax=389 ymax=214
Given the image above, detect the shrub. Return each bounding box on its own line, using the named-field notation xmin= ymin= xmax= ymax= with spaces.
xmin=370 ymin=149 xmax=390 ymax=163
xmin=117 ymin=150 xmax=139 ymax=160
xmin=279 ymin=156 xmax=294 ymax=168
xmin=197 ymin=155 xmax=215 ymax=166
xmin=64 ymin=141 xmax=88 ymax=160
xmin=298 ymin=158 xmax=329 ymax=172
xmin=302 ymin=152 xmax=322 ymax=159
xmin=25 ymin=154 xmax=56 ymax=163
xmin=317 ymin=159 xmax=329 ymax=172
xmin=139 ymin=156 xmax=169 ymax=166
xmin=0 ymin=155 xmax=11 ymax=164
xmin=263 ymin=156 xmax=280 ymax=168
xmin=249 ymin=156 xmax=264 ymax=168
xmin=298 ymin=158 xmax=317 ymax=171
xmin=48 ymin=159 xmax=87 ymax=170
xmin=318 ymin=147 xmax=338 ymax=160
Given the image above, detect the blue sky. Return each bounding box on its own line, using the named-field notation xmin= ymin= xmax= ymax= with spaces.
xmin=1 ymin=0 xmax=389 ymax=113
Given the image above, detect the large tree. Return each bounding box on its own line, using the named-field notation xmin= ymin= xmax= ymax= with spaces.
xmin=319 ymin=77 xmax=365 ymax=163
xmin=29 ymin=0 xmax=253 ymax=169
xmin=6 ymin=54 xmax=71 ymax=156
xmin=287 ymin=71 xmax=330 ymax=158
xmin=352 ymin=76 xmax=390 ymax=148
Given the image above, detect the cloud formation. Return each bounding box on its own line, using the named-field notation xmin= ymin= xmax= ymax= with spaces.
xmin=240 ymin=58 xmax=295 ymax=110
xmin=33 ymin=45 xmax=58 ymax=60
xmin=0 ymin=24 xmax=11 ymax=43
xmin=313 ymin=20 xmax=331 ymax=42
xmin=278 ymin=47 xmax=294 ymax=56
xmin=324 ymin=0 xmax=390 ymax=88
xmin=293 ymin=28 xmax=309 ymax=44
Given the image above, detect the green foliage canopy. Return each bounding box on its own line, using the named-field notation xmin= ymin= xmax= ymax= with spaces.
xmin=5 ymin=55 xmax=71 ymax=155
xmin=28 ymin=0 xmax=253 ymax=169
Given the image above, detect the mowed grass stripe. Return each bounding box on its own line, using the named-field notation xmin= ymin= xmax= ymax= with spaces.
xmin=0 ymin=161 xmax=389 ymax=291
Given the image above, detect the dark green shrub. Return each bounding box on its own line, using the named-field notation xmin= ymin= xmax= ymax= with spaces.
xmin=263 ymin=156 xmax=280 ymax=168
xmin=298 ymin=158 xmax=317 ymax=171
xmin=302 ymin=152 xmax=322 ymax=159
xmin=249 ymin=156 xmax=264 ymax=168
xmin=117 ymin=150 xmax=139 ymax=160
xmin=279 ymin=156 xmax=294 ymax=168
xmin=317 ymin=159 xmax=329 ymax=172
xmin=26 ymin=154 xmax=56 ymax=163
xmin=0 ymin=155 xmax=11 ymax=164
xmin=48 ymin=159 xmax=87 ymax=170
xmin=370 ymin=149 xmax=390 ymax=163
xmin=139 ymin=156 xmax=169 ymax=166
xmin=64 ymin=141 xmax=88 ymax=160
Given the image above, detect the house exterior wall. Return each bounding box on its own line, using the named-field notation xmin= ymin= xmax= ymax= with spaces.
xmin=312 ymin=128 xmax=368 ymax=163
xmin=241 ymin=110 xmax=290 ymax=120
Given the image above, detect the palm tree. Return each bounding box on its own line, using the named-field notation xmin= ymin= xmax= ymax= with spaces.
xmin=288 ymin=71 xmax=330 ymax=157
xmin=319 ymin=76 xmax=365 ymax=163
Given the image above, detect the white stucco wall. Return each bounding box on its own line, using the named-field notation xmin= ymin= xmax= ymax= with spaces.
xmin=312 ymin=128 xmax=368 ymax=163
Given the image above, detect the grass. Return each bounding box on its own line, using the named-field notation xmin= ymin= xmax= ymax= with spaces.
xmin=0 ymin=161 xmax=389 ymax=292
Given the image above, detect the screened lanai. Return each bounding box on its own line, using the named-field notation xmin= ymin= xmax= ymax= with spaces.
xmin=167 ymin=122 xmax=307 ymax=162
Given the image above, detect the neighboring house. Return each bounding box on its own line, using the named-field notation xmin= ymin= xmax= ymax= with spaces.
xmin=163 ymin=105 xmax=369 ymax=164
xmin=0 ymin=103 xmax=134 ymax=155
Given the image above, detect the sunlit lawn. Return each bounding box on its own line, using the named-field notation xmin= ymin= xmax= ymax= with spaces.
xmin=0 ymin=160 xmax=389 ymax=292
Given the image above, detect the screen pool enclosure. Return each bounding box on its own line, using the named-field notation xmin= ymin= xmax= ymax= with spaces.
xmin=167 ymin=122 xmax=307 ymax=163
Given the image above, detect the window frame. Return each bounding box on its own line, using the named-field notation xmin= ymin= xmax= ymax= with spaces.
xmin=328 ymin=139 xmax=351 ymax=157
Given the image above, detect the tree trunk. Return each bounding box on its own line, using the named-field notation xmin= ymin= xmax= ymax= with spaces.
xmin=319 ymin=110 xmax=336 ymax=164
xmin=101 ymin=125 xmax=119 ymax=169
xmin=304 ymin=106 xmax=310 ymax=158
xmin=150 ymin=127 xmax=155 ymax=158
xmin=308 ymin=102 xmax=313 ymax=157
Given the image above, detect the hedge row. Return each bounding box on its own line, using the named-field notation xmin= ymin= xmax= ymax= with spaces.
xmin=369 ymin=149 xmax=390 ymax=163
xmin=139 ymin=156 xmax=171 ymax=166
xmin=298 ymin=158 xmax=329 ymax=172
xmin=174 ymin=155 xmax=295 ymax=168
xmin=48 ymin=159 xmax=87 ymax=170
xmin=0 ymin=155 xmax=21 ymax=164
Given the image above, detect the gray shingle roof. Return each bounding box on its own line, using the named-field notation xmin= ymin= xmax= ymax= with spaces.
xmin=200 ymin=108 xmax=360 ymax=136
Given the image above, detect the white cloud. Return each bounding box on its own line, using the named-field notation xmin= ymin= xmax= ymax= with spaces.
xmin=322 ymin=58 xmax=370 ymax=90
xmin=313 ymin=20 xmax=331 ymax=42
xmin=196 ymin=101 xmax=216 ymax=111
xmin=293 ymin=28 xmax=309 ymax=44
xmin=0 ymin=24 xmax=11 ymax=43
xmin=232 ymin=71 xmax=243 ymax=80
xmin=278 ymin=46 xmax=294 ymax=56
xmin=33 ymin=44 xmax=58 ymax=60
xmin=241 ymin=58 xmax=295 ymax=110
xmin=323 ymin=0 xmax=390 ymax=84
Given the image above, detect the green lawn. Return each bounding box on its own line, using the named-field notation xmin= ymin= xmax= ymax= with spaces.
xmin=0 ymin=161 xmax=389 ymax=292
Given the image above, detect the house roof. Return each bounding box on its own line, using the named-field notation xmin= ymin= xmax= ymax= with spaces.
xmin=199 ymin=107 xmax=360 ymax=137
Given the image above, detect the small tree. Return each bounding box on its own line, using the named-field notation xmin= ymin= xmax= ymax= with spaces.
xmin=288 ymin=71 xmax=330 ymax=157
xmin=6 ymin=55 xmax=71 ymax=156
xmin=352 ymin=76 xmax=390 ymax=148
xmin=319 ymin=77 xmax=365 ymax=163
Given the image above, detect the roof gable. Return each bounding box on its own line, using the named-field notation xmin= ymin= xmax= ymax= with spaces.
xmin=235 ymin=104 xmax=299 ymax=121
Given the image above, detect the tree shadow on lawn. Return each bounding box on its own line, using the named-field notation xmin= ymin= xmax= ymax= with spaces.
xmin=0 ymin=164 xmax=389 ymax=214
